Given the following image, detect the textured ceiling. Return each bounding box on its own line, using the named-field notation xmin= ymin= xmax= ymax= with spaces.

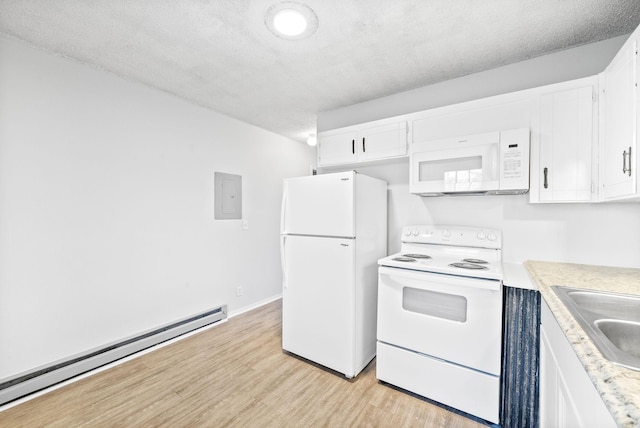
xmin=1 ymin=1 xmax=640 ymax=143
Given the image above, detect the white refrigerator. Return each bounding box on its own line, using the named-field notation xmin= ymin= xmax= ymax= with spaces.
xmin=280 ymin=171 xmax=387 ymax=378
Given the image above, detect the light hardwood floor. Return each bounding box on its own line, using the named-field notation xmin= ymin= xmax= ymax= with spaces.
xmin=0 ymin=300 xmax=486 ymax=427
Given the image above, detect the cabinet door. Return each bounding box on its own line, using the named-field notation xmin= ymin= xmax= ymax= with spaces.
xmin=540 ymin=311 xmax=584 ymax=427
xmin=358 ymin=121 xmax=407 ymax=161
xmin=539 ymin=329 xmax=558 ymax=428
xmin=539 ymin=301 xmax=617 ymax=428
xmin=317 ymin=130 xmax=358 ymax=166
xmin=556 ymin=375 xmax=582 ymax=428
xmin=601 ymin=38 xmax=637 ymax=200
xmin=538 ymin=86 xmax=595 ymax=202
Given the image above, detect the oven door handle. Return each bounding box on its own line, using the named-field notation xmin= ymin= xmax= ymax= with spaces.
xmin=379 ymin=266 xmax=501 ymax=292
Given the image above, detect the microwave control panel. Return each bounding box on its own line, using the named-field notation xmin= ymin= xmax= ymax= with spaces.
xmin=499 ymin=128 xmax=530 ymax=190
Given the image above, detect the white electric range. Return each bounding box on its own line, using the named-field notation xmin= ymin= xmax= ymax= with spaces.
xmin=376 ymin=224 xmax=504 ymax=424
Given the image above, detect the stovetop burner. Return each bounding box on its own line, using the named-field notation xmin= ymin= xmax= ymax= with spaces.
xmin=449 ymin=262 xmax=489 ymax=270
xmin=392 ymin=257 xmax=417 ymax=262
xmin=402 ymin=254 xmax=432 ymax=259
xmin=462 ymin=258 xmax=488 ymax=264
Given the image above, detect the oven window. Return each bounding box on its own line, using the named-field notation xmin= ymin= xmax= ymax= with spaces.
xmin=402 ymin=287 xmax=467 ymax=322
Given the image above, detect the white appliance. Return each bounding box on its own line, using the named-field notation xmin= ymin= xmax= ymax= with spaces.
xmin=377 ymin=225 xmax=503 ymax=424
xmin=280 ymin=171 xmax=387 ymax=378
xmin=410 ymin=128 xmax=530 ymax=196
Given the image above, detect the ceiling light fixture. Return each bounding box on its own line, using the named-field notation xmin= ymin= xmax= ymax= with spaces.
xmin=274 ymin=9 xmax=307 ymax=36
xmin=265 ymin=2 xmax=318 ymax=40
xmin=307 ymin=133 xmax=317 ymax=146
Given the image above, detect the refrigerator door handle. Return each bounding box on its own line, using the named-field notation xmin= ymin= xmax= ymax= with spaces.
xmin=280 ymin=181 xmax=288 ymax=234
xmin=280 ymin=235 xmax=287 ymax=288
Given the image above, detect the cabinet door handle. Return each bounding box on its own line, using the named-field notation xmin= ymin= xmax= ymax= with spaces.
xmin=623 ymin=147 xmax=632 ymax=176
xmin=352 ymin=139 xmax=355 ymax=155
xmin=543 ymin=167 xmax=549 ymax=189
xmin=362 ymin=137 xmax=366 ymax=153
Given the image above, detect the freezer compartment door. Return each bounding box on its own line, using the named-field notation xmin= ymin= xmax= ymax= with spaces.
xmin=282 ymin=235 xmax=356 ymax=377
xmin=281 ymin=171 xmax=355 ymax=237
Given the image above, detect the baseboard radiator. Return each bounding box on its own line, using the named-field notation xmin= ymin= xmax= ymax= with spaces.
xmin=0 ymin=305 xmax=227 ymax=407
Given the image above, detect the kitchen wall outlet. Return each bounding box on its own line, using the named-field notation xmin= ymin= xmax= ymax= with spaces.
xmin=236 ymin=286 xmax=243 ymax=297
xmin=242 ymin=220 xmax=249 ymax=230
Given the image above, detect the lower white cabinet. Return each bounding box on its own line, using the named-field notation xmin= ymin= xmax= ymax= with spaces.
xmin=539 ymin=300 xmax=616 ymax=428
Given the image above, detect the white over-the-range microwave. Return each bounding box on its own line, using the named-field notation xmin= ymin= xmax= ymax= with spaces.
xmin=409 ymin=128 xmax=530 ymax=196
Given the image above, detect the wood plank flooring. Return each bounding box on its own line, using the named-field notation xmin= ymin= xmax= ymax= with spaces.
xmin=0 ymin=299 xmax=486 ymax=427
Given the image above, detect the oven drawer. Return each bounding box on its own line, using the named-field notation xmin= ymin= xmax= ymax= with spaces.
xmin=377 ymin=342 xmax=499 ymax=424
xmin=377 ymin=266 xmax=503 ymax=375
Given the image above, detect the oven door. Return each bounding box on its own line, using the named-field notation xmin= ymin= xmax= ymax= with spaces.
xmin=377 ymin=266 xmax=502 ymax=375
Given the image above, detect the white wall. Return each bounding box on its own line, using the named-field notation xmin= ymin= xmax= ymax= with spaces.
xmin=0 ymin=35 xmax=315 ymax=379
xmin=318 ymin=35 xmax=640 ymax=269
xmin=346 ymin=160 xmax=640 ymax=267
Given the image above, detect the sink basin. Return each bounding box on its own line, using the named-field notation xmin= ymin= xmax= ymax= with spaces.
xmin=566 ymin=290 xmax=640 ymax=322
xmin=552 ymin=286 xmax=640 ymax=371
xmin=595 ymin=320 xmax=640 ymax=359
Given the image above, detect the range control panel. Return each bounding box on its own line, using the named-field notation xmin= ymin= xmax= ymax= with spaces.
xmin=401 ymin=225 xmax=502 ymax=249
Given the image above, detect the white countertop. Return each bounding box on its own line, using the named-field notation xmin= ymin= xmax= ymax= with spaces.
xmin=525 ymin=260 xmax=640 ymax=428
xmin=502 ymin=262 xmax=536 ymax=290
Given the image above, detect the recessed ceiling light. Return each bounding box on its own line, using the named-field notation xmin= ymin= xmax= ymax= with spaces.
xmin=265 ymin=2 xmax=318 ymax=40
xmin=273 ymin=9 xmax=307 ymax=36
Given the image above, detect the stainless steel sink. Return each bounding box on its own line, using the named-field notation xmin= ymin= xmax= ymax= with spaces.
xmin=552 ymin=286 xmax=640 ymax=371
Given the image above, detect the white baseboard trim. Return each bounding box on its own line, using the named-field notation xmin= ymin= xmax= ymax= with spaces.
xmin=228 ymin=293 xmax=282 ymax=319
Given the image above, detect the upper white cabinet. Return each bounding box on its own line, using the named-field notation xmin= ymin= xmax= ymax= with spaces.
xmin=600 ymin=32 xmax=638 ymax=201
xmin=316 ymin=21 xmax=640 ymax=203
xmin=411 ymin=97 xmax=534 ymax=144
xmin=317 ymin=129 xmax=359 ymax=166
xmin=531 ymin=80 xmax=598 ymax=203
xmin=317 ymin=120 xmax=408 ymax=167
